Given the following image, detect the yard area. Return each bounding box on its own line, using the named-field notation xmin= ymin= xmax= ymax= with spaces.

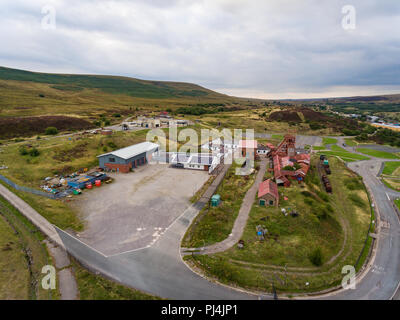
xmin=381 ymin=162 xmax=400 ymax=191
xmin=356 ymin=148 xmax=400 ymax=159
xmin=70 ymin=164 xmax=209 ymax=256
xmin=187 ymin=157 xmax=372 ymax=294
xmin=182 ymin=162 xmax=258 ymax=248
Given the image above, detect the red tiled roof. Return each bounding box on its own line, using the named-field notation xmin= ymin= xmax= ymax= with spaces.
xmin=273 ymin=155 xmax=282 ymax=178
xmin=258 ymin=179 xmax=279 ymax=199
xmin=295 ymin=153 xmax=311 ymax=161
xmin=296 ymin=163 xmax=310 ymax=176
xmin=239 ymin=140 xmax=258 ymax=149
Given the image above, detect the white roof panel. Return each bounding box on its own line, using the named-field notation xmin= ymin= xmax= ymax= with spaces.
xmin=98 ymin=142 xmax=159 ymax=160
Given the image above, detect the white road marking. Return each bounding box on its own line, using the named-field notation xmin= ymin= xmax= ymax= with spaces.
xmin=386 ymin=192 xmax=391 ymax=201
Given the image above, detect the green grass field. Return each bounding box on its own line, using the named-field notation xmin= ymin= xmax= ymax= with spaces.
xmin=344 ymin=139 xmax=358 ymax=147
xmin=382 ymin=162 xmax=400 ymax=175
xmin=271 ymin=134 xmax=284 ymax=140
xmin=317 ymin=151 xmax=370 ymax=162
xmin=323 ymin=137 xmax=338 ymax=146
xmin=356 ymin=148 xmax=400 ymax=159
xmin=330 ymin=145 xmax=347 ymax=152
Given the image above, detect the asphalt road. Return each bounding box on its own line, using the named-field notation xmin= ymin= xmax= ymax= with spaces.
xmin=324 ymin=159 xmax=400 ymax=299
xmin=51 ymin=135 xmax=400 ymax=299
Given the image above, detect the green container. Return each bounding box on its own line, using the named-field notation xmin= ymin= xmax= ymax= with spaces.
xmin=211 ymin=194 xmax=221 ymax=207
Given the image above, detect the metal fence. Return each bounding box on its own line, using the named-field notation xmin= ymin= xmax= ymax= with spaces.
xmin=0 ymin=174 xmax=62 ymax=199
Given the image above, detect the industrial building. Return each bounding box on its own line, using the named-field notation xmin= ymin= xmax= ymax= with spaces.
xmin=153 ymin=151 xmax=223 ymax=174
xmin=122 ymin=117 xmax=189 ymax=130
xmin=98 ymin=142 xmax=159 ymax=173
xmin=267 ymin=134 xmax=311 ymax=188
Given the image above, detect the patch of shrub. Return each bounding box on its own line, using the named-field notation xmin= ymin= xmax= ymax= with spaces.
xmin=29 ymin=147 xmax=40 ymax=157
xmin=349 ymin=193 xmax=366 ymax=208
xmin=45 ymin=127 xmax=58 ymax=135
xmin=107 ymin=142 xmax=117 ymax=149
xmin=309 ymin=122 xmax=323 ymax=130
xmin=283 ymin=165 xmax=295 ymax=171
xmin=309 ymin=248 xmax=323 ymax=266
xmin=19 ymin=146 xmax=28 ymax=156
xmin=304 ymin=198 xmax=314 ymax=206
xmin=317 ymin=191 xmax=329 ymax=202
xmin=344 ymin=178 xmax=364 ymax=191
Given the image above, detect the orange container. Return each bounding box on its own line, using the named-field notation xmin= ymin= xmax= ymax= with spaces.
xmin=95 ymin=180 xmax=101 ymax=187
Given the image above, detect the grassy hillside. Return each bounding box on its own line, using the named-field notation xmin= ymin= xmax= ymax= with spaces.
xmin=0 ymin=66 xmax=249 ymax=121
xmin=0 ymin=66 xmax=225 ymax=99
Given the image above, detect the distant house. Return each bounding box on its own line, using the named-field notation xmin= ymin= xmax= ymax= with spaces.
xmin=258 ymin=179 xmax=279 ymax=206
xmin=239 ymin=140 xmax=258 ymax=158
xmin=97 ymin=142 xmax=159 ymax=173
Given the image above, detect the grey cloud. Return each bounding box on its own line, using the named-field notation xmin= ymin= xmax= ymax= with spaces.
xmin=0 ymin=0 xmax=400 ymax=98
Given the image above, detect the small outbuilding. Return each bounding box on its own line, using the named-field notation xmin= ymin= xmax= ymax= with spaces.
xmin=258 ymin=179 xmax=279 ymax=207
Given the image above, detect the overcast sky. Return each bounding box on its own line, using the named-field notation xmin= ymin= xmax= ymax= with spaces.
xmin=1 ymin=0 xmax=400 ymax=99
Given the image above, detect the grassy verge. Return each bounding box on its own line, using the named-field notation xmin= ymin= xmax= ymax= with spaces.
xmin=317 ymin=151 xmax=370 ymax=162
xmin=72 ymin=259 xmax=160 ymax=300
xmin=322 ymin=137 xmax=338 ymax=146
xmin=0 ymin=180 xmax=83 ymax=231
xmin=395 ymin=199 xmax=400 ymax=210
xmin=0 ymin=195 xmax=57 ymax=300
xmin=381 ymin=178 xmax=400 ymax=192
xmin=357 ymin=148 xmax=400 ymax=159
xmin=271 ymin=134 xmax=284 ymax=140
xmin=344 ymin=139 xmax=358 ymax=147
xmin=182 ymin=163 xmax=258 ymax=248
xmin=382 ymin=162 xmax=400 ymax=175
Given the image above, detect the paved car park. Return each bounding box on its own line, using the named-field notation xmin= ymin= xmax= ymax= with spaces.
xmin=71 ymin=164 xmax=209 ymax=256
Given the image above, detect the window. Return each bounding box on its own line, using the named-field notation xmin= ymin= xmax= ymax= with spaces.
xmin=269 ymin=200 xmax=274 ymax=205
xmin=109 ymin=157 xmax=116 ymax=163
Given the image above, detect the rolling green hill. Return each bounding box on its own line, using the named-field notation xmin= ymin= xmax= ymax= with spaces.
xmin=0 ymin=66 xmax=224 ymax=99
xmin=0 ymin=66 xmax=253 ymax=121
